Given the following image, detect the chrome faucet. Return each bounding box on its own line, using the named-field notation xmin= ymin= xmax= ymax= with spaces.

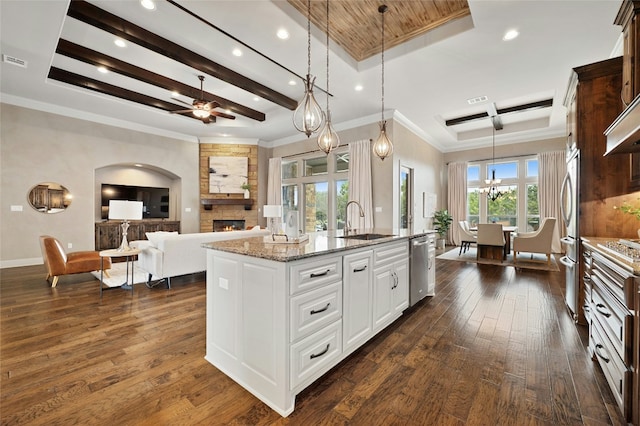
xmin=344 ymin=200 xmax=365 ymax=236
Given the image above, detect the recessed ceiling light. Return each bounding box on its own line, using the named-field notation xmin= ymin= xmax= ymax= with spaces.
xmin=140 ymin=0 xmax=155 ymax=10
xmin=232 ymin=48 xmax=242 ymax=57
xmin=253 ymin=96 xmax=260 ymax=102
xmin=97 ymin=66 xmax=108 ymax=74
xmin=171 ymin=91 xmax=180 ymax=97
xmin=114 ymin=38 xmax=126 ymax=48
xmin=277 ymin=28 xmax=289 ymax=40
xmin=134 ymin=164 xmax=143 ymax=167
xmin=288 ymin=80 xmax=297 ymax=86
xmin=503 ymin=29 xmax=519 ymax=41
xmin=354 ymin=84 xmax=363 ymax=92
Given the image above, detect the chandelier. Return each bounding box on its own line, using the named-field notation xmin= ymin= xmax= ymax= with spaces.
xmin=293 ymin=0 xmax=324 ymax=138
xmin=482 ymin=122 xmax=503 ymax=201
xmin=372 ymin=4 xmax=393 ymax=161
xmin=317 ymin=0 xmax=339 ymax=154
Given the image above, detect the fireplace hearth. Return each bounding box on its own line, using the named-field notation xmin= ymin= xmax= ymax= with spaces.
xmin=213 ymin=220 xmax=246 ymax=232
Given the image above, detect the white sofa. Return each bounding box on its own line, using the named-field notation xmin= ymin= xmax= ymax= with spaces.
xmin=130 ymin=227 xmax=270 ymax=288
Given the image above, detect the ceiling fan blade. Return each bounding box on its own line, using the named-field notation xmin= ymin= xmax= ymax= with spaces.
xmin=210 ymin=111 xmax=236 ymax=120
xmin=169 ymin=109 xmax=196 ymax=114
xmin=205 ymin=101 xmax=220 ymax=110
xmin=171 ymin=98 xmax=195 ymax=107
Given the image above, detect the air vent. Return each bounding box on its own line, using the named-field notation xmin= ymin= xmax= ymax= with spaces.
xmin=2 ymin=54 xmax=27 ymax=68
xmin=467 ymin=95 xmax=488 ymax=105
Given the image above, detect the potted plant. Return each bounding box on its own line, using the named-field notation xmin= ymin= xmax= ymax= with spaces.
xmin=241 ymin=182 xmax=251 ymax=199
xmin=433 ymin=209 xmax=453 ymax=249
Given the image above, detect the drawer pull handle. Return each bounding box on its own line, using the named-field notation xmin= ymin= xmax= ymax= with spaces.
xmin=594 ymin=344 xmax=610 ymax=363
xmin=353 ymin=265 xmax=367 ymax=273
xmin=310 ymin=303 xmax=330 ymax=315
xmin=310 ymin=343 xmax=330 ymax=359
xmin=595 ymin=304 xmax=611 ymax=318
xmin=310 ymin=269 xmax=330 ymax=278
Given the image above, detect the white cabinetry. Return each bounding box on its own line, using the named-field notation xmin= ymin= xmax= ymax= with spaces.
xmin=342 ymin=249 xmax=373 ymax=355
xmin=205 ymin=238 xmax=411 ymax=417
xmin=373 ymin=241 xmax=409 ymax=333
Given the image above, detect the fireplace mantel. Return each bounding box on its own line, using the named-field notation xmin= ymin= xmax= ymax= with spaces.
xmin=201 ymin=198 xmax=254 ymax=211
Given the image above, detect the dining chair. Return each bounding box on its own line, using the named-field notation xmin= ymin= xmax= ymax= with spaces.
xmin=458 ymin=220 xmax=477 ymax=255
xmin=513 ymin=217 xmax=557 ymax=265
xmin=476 ymin=223 xmax=506 ymax=260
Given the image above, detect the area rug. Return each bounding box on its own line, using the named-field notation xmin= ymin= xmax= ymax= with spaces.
xmin=437 ymin=247 xmax=560 ymax=272
xmin=90 ymin=262 xmax=153 ymax=287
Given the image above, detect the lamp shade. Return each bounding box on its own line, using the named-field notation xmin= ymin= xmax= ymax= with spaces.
xmin=263 ymin=205 xmax=282 ymax=218
xmin=108 ymin=200 xmax=143 ymax=220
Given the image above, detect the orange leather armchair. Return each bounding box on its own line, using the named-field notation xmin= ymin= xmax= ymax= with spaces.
xmin=39 ymin=235 xmax=110 ymax=287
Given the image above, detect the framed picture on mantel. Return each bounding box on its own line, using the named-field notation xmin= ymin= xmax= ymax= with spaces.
xmin=209 ymin=156 xmax=248 ymax=194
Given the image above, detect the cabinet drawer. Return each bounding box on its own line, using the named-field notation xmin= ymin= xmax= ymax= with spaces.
xmin=592 ymin=251 xmax=635 ymax=309
xmin=374 ymin=241 xmax=408 ymax=266
xmin=290 ymin=256 xmax=342 ymax=295
xmin=290 ymin=282 xmax=342 ymax=342
xmin=290 ymin=321 xmax=342 ymax=389
xmin=590 ymin=318 xmax=632 ymax=420
xmin=592 ymin=276 xmax=633 ymax=365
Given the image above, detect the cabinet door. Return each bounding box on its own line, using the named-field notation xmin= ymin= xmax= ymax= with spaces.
xmin=343 ymin=250 xmax=373 ymax=354
xmin=373 ymin=264 xmax=394 ymax=333
xmin=392 ymin=259 xmax=409 ymax=315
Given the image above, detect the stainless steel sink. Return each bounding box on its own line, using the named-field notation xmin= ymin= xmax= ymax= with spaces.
xmin=337 ymin=233 xmax=394 ymax=240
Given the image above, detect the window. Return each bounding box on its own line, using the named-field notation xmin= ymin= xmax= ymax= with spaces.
xmin=281 ymin=149 xmax=349 ymax=233
xmin=467 ymin=157 xmax=538 ymax=231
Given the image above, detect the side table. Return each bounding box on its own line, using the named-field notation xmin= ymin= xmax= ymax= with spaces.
xmin=99 ymin=248 xmax=141 ymax=298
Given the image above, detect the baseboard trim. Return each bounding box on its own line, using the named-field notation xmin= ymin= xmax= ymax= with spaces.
xmin=0 ymin=257 xmax=43 ymax=269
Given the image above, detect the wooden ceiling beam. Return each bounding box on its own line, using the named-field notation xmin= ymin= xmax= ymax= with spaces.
xmin=47 ymin=67 xmax=214 ymax=123
xmin=445 ymin=98 xmax=554 ymax=127
xmin=55 ymin=39 xmax=265 ymax=122
xmin=66 ymin=0 xmax=297 ymax=110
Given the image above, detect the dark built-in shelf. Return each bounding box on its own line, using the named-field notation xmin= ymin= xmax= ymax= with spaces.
xmin=201 ymin=198 xmax=254 ymax=211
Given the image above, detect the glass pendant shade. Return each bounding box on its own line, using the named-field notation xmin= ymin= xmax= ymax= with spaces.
xmin=293 ymin=74 xmax=324 ymax=137
xmin=317 ymin=110 xmax=340 ymax=154
xmin=372 ymin=120 xmax=393 ymax=161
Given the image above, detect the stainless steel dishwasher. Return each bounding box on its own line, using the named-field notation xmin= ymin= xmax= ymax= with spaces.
xmin=409 ymin=234 xmax=435 ymax=306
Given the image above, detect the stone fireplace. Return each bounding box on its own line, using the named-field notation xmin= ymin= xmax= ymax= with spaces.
xmin=213 ymin=219 xmax=246 ymax=232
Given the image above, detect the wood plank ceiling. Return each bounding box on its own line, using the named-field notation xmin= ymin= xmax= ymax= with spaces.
xmin=286 ymin=0 xmax=471 ymax=61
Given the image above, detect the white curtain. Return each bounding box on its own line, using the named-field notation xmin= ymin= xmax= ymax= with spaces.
xmin=538 ymin=151 xmax=565 ymax=253
xmin=347 ymin=140 xmax=374 ymax=230
xmin=267 ymin=157 xmax=281 ymax=205
xmin=447 ymin=162 xmax=467 ymax=246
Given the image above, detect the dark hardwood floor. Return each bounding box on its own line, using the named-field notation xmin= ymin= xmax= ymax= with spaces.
xmin=0 ymin=250 xmax=627 ymax=425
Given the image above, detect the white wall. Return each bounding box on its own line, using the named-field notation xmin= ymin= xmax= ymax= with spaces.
xmin=0 ymin=104 xmax=200 ymax=268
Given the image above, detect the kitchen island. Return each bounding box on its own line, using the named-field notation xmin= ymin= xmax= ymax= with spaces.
xmin=202 ymin=229 xmax=435 ymax=416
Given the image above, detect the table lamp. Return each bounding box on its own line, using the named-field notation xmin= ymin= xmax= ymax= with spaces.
xmin=108 ymin=200 xmax=143 ymax=251
xmin=263 ymin=205 xmax=282 ymax=236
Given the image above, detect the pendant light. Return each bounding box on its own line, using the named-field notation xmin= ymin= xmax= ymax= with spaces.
xmin=317 ymin=0 xmax=340 ymax=154
xmin=293 ymin=0 xmax=325 ymax=138
xmin=372 ymin=4 xmax=393 ymax=161
xmin=483 ymin=122 xmax=503 ymax=201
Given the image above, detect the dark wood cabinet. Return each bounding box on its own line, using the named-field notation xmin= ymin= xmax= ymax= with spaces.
xmin=615 ymin=0 xmax=640 ymax=106
xmin=95 ymin=220 xmax=180 ymax=250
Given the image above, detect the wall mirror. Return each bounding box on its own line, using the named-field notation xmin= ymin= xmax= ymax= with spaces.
xmin=28 ymin=182 xmax=72 ymax=213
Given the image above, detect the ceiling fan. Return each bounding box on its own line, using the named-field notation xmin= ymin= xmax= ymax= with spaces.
xmin=170 ymin=75 xmax=236 ymax=123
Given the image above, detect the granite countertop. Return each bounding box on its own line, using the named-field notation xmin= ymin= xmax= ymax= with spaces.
xmin=581 ymin=236 xmax=640 ymax=274
xmin=202 ymin=229 xmax=437 ymax=262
